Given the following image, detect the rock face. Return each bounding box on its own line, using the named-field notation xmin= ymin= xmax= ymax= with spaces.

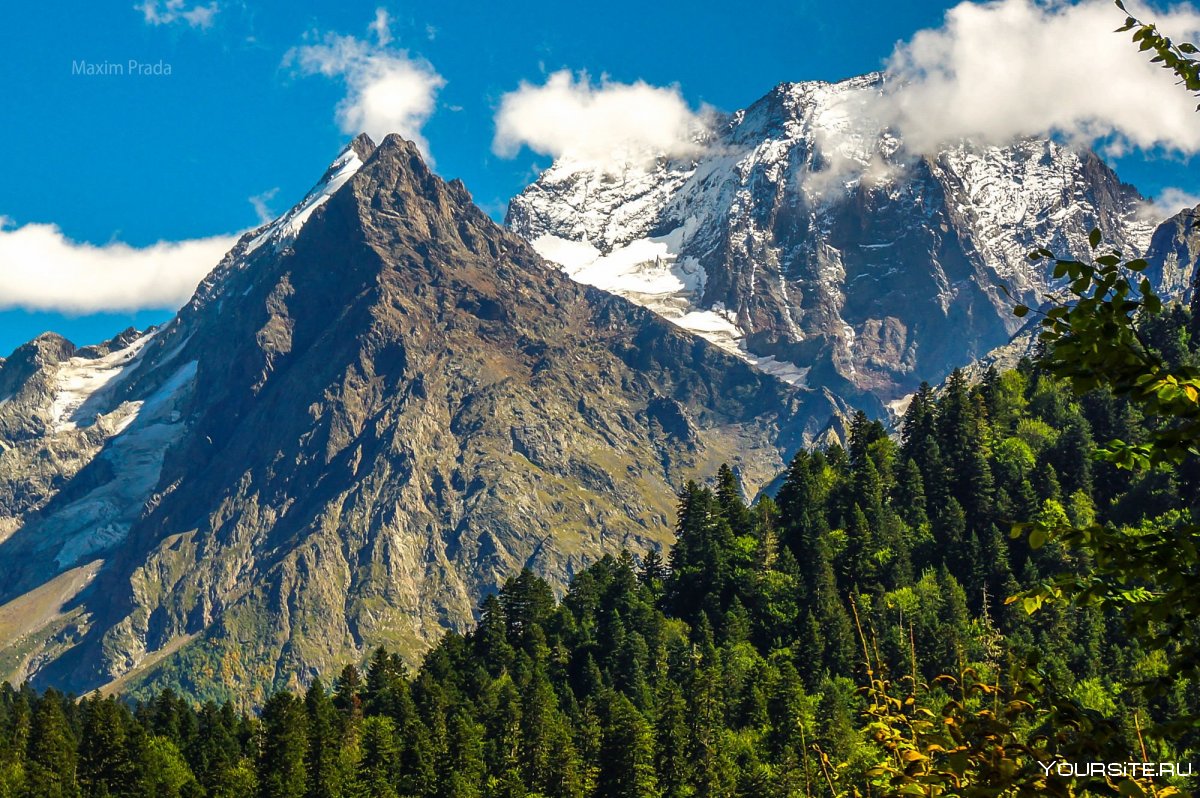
xmin=507 ymin=74 xmax=1159 ymax=410
xmin=1144 ymin=204 xmax=1200 ymax=304
xmin=0 ymin=134 xmax=834 ymax=704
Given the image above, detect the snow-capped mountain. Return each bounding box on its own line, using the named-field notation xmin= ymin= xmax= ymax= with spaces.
xmin=1 ymin=77 xmax=1195 ymax=705
xmin=0 ymin=134 xmax=835 ymax=702
xmin=508 ymin=73 xmax=1159 ymax=406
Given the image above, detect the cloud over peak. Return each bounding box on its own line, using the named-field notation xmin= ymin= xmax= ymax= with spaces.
xmin=492 ymin=71 xmax=710 ymax=170
xmin=882 ymin=0 xmax=1200 ymax=156
xmin=285 ymin=9 xmax=445 ymax=160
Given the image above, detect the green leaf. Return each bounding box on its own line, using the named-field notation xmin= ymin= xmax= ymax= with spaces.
xmin=1029 ymin=528 xmax=1047 ymax=549
xmin=1089 ymin=228 xmax=1102 ymax=248
xmin=1014 ymin=305 xmax=1029 ymax=318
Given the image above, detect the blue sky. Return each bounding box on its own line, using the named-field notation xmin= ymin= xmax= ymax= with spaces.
xmin=1 ymin=0 xmax=1198 ymax=355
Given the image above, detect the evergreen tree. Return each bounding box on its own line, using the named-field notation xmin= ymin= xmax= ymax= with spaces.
xmin=303 ymin=677 xmax=339 ymax=798
xmin=714 ymin=464 xmax=751 ymax=533
xmin=439 ymin=711 xmax=484 ymax=798
xmin=596 ymin=693 xmax=659 ymax=798
xmin=353 ymin=717 xmax=399 ymax=798
xmin=25 ymin=693 xmax=77 ymax=798
xmin=77 ymin=696 xmax=132 ymax=798
xmin=257 ymin=693 xmax=307 ymax=798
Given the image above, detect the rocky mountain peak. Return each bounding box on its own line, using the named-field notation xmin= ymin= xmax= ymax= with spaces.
xmin=0 ymin=134 xmax=830 ymax=704
xmin=351 ymin=133 xmax=486 ymax=238
xmin=507 ymin=71 xmax=1155 ymax=407
xmin=348 ymin=131 xmax=377 ymax=161
xmin=3 ymin=332 xmax=75 ymax=371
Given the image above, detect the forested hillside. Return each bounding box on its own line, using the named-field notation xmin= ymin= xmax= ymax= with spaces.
xmin=1 ymin=305 xmax=1196 ymax=798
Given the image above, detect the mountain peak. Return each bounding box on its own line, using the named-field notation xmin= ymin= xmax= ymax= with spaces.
xmin=0 ymin=118 xmax=824 ymax=700
xmin=362 ymin=133 xmax=434 ymax=179
xmin=508 ymin=70 xmax=1155 ymax=402
xmin=349 ymin=132 xmax=376 ymax=161
xmin=347 ymin=134 xmax=486 ymax=250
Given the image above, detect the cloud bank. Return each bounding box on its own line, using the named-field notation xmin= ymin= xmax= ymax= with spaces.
xmin=0 ymin=220 xmax=236 ymax=313
xmin=882 ymin=0 xmax=1200 ymax=155
xmin=492 ymin=71 xmax=709 ymax=169
xmin=285 ymin=10 xmax=445 ymax=158
xmin=135 ymin=0 xmax=219 ymax=29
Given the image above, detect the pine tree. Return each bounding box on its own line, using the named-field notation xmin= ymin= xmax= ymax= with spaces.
xmin=332 ymin=665 xmax=364 ymax=727
xmin=596 ymin=692 xmax=659 ymax=798
xmin=665 ymin=482 xmax=735 ymax=628
xmin=844 ymin=503 xmax=877 ymax=589
xmin=653 ymin=684 xmax=692 ymax=798
xmin=775 ymin=451 xmax=819 ymax=558
xmin=715 ymin=464 xmax=751 ymax=533
xmin=519 ymin=665 xmax=562 ymax=793
xmin=901 ymin=384 xmax=938 ymax=463
xmin=303 ymin=677 xmax=339 ymax=798
xmin=25 ymin=693 xmax=77 ymax=798
xmin=439 ymin=711 xmax=484 ymax=798
xmin=257 ymin=692 xmax=308 ymax=798
xmin=483 ymin=676 xmax=524 ymax=798
xmin=501 ymin=569 xmax=556 ymax=651
xmin=77 ymin=696 xmax=133 ymax=798
xmin=353 ymin=717 xmax=399 ymax=798
xmin=191 ymin=701 xmax=244 ymax=798
xmin=474 ymin=595 xmax=514 ymax=678
xmin=686 ymin=631 xmax=735 ymax=798
xmin=638 ymin=550 xmax=667 ymax=596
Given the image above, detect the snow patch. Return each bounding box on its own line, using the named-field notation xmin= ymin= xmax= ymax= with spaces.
xmin=246 ymin=145 xmax=364 ymax=255
xmin=887 ymin=392 xmax=916 ymax=421
xmin=50 ymin=332 xmax=155 ymax=432
xmin=534 ymin=227 xmax=705 ymax=298
xmin=52 ymin=360 xmax=198 ymax=569
xmin=534 ymin=231 xmax=808 ymax=386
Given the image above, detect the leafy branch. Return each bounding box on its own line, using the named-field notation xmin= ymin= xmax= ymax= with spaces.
xmin=1009 ymin=231 xmax=1200 ymax=730
xmin=1116 ymin=0 xmax=1200 ymax=108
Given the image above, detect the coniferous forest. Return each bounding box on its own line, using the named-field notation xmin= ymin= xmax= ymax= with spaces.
xmin=0 ymin=296 xmax=1197 ymax=796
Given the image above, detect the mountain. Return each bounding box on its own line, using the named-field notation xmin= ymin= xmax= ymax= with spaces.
xmin=0 ymin=134 xmax=834 ymax=703
xmin=507 ymin=73 xmax=1162 ymax=413
xmin=1144 ymin=203 xmax=1200 ymax=305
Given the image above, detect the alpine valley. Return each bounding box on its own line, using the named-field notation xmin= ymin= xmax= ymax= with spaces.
xmin=0 ymin=74 xmax=1196 ymax=704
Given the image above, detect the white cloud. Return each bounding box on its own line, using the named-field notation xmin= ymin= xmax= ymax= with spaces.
xmin=0 ymin=220 xmax=236 ymax=313
xmin=492 ymin=70 xmax=710 ymax=170
xmin=136 ymin=0 xmax=219 ymax=29
xmin=249 ymin=188 xmax=280 ymax=225
xmin=881 ymin=0 xmax=1200 ymax=156
xmin=1139 ymin=186 xmax=1200 ymax=221
xmin=369 ymin=8 xmax=392 ymax=47
xmin=285 ymin=11 xmax=445 ymax=159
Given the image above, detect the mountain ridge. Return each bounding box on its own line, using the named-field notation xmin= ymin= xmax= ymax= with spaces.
xmin=1 ymin=74 xmax=1197 ymax=704
xmin=0 ymin=133 xmax=834 ymax=703
xmin=507 ymin=73 xmax=1163 ymax=409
